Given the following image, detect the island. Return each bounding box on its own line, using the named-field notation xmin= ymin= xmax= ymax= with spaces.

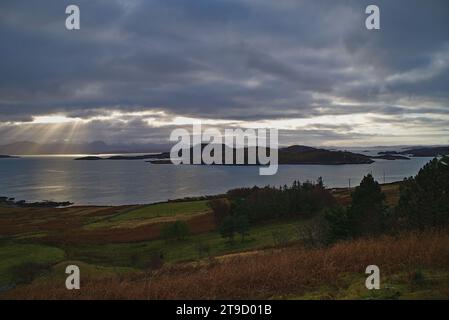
xmin=399 ymin=146 xmax=449 ymax=157
xmin=74 ymin=156 xmax=104 ymax=160
xmin=0 ymin=155 xmax=19 ymax=159
xmin=147 ymin=145 xmax=375 ymax=165
xmin=75 ymin=153 xmax=170 ymax=161
xmin=372 ymin=155 xmax=410 ymax=160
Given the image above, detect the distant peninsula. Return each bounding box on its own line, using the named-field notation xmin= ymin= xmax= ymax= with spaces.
xmin=76 ymin=145 xmax=377 ymax=165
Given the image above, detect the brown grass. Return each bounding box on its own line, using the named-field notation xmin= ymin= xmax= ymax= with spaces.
xmin=4 ymin=228 xmax=449 ymax=300
xmin=0 ymin=206 xmax=136 ymax=237
xmin=0 ymin=205 xmax=214 ymax=244
xmin=42 ymin=211 xmax=216 ymax=244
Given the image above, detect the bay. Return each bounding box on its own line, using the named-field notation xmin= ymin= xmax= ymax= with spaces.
xmin=0 ymin=155 xmax=432 ymax=206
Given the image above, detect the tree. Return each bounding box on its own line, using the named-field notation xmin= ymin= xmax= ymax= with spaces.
xmin=160 ymin=220 xmax=190 ymax=241
xmin=219 ymin=216 xmax=235 ymax=243
xmin=323 ymin=174 xmax=387 ymax=242
xmin=349 ymin=174 xmax=386 ymax=236
xmin=396 ymin=156 xmax=449 ymax=229
xmin=234 ymin=212 xmax=250 ymax=242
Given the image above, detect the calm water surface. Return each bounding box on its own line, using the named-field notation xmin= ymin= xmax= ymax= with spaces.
xmin=0 ymin=155 xmax=432 ymax=205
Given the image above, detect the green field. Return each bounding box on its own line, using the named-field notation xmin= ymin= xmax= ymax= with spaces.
xmin=0 ymin=197 xmax=306 ymax=287
xmin=0 ymin=244 xmax=65 ymax=286
xmin=67 ymin=220 xmax=302 ymax=268
xmin=2 ymin=185 xmax=448 ymax=299
xmin=84 ymin=200 xmax=211 ymax=230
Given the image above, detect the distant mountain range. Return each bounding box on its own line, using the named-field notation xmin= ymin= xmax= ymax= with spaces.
xmin=0 ymin=141 xmax=170 ymax=155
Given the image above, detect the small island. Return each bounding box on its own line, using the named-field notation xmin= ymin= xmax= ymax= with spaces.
xmin=74 ymin=156 xmax=104 ymax=160
xmin=0 ymin=155 xmax=19 ymax=159
xmin=372 ymin=155 xmax=410 ymax=160
xmin=75 ymin=153 xmax=170 ymax=161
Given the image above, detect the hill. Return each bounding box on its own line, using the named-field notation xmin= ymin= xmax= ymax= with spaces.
xmin=278 ymin=145 xmax=373 ymax=164
xmin=144 ymin=144 xmax=374 ymax=165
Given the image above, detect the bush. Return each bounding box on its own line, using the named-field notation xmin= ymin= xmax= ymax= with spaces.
xmin=272 ymin=230 xmax=293 ymax=247
xmin=195 ymin=241 xmax=211 ymax=258
xmin=160 ymin=221 xmax=190 ymax=241
xmin=324 ymin=206 xmax=353 ymax=244
xmin=295 ymin=217 xmax=329 ymax=248
xmin=209 ymin=198 xmax=231 ymax=227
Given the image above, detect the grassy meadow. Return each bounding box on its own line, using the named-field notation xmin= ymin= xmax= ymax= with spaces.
xmin=1 ymin=182 xmax=449 ymax=299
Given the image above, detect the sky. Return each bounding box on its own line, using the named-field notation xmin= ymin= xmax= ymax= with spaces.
xmin=0 ymin=0 xmax=449 ymax=147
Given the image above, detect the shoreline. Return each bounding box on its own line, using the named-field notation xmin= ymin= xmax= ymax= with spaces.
xmin=0 ymin=180 xmax=404 ymax=209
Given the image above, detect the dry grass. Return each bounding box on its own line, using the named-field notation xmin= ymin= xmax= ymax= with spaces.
xmin=0 ymin=204 xmax=214 ymax=244
xmin=4 ymin=228 xmax=449 ymax=300
xmin=38 ymin=211 xmax=216 ymax=244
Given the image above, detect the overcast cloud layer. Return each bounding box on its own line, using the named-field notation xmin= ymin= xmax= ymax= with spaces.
xmin=0 ymin=0 xmax=448 ymax=146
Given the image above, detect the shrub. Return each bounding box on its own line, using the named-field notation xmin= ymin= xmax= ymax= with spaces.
xmin=324 ymin=206 xmax=353 ymax=243
xmin=295 ymin=217 xmax=329 ymax=248
xmin=209 ymin=198 xmax=231 ymax=227
xmin=195 ymin=241 xmax=211 ymax=258
xmin=272 ymin=230 xmax=293 ymax=247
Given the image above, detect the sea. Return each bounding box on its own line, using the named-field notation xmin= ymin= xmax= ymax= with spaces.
xmin=0 ymin=147 xmax=433 ymax=206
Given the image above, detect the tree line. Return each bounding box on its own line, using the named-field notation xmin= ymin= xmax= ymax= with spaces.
xmin=210 ymin=156 xmax=449 ymax=245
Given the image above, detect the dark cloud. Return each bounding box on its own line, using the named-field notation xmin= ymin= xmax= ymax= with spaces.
xmin=0 ymin=0 xmax=448 ymax=145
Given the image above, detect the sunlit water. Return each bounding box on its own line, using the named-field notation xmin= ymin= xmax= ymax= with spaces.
xmin=0 ymin=155 xmax=432 ymax=206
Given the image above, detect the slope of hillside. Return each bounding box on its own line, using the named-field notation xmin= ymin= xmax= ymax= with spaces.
xmin=3 ymin=229 xmax=448 ymax=299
